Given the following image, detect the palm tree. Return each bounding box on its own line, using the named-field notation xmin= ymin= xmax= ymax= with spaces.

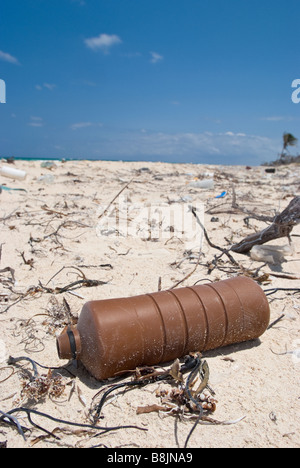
xmin=281 ymin=132 xmax=298 ymax=159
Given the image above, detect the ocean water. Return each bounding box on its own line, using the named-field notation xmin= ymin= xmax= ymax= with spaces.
xmin=1 ymin=154 xmax=266 ymax=166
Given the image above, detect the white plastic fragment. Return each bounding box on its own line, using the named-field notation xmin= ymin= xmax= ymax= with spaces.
xmin=250 ymin=244 xmax=294 ymax=264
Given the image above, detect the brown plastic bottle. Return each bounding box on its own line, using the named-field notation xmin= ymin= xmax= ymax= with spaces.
xmin=57 ymin=276 xmax=270 ymax=380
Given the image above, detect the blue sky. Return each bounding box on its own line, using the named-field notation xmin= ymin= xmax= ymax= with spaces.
xmin=0 ymin=0 xmax=300 ymax=165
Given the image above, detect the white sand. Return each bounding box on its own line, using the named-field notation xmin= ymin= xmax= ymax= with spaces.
xmin=0 ymin=159 xmax=299 ymax=448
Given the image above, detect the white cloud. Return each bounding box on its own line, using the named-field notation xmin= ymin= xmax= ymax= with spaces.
xmin=0 ymin=50 xmax=19 ymax=65
xmin=36 ymin=83 xmax=56 ymax=91
xmin=70 ymin=122 xmax=103 ymax=130
xmin=28 ymin=122 xmax=43 ymax=127
xmin=84 ymin=34 xmax=122 ymax=53
xmin=71 ymin=122 xmax=93 ymax=130
xmin=260 ymin=116 xmax=295 ymax=122
xmin=150 ymin=51 xmax=164 ymax=64
xmin=43 ymin=83 xmax=56 ymax=90
xmin=91 ymin=130 xmax=278 ymax=165
xmin=28 ymin=116 xmax=44 ymax=127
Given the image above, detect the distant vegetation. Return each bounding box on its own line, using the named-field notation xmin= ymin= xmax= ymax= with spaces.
xmin=264 ymin=132 xmax=300 ymax=166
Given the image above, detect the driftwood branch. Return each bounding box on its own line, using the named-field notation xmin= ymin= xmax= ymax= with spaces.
xmin=230 ymin=196 xmax=300 ymax=254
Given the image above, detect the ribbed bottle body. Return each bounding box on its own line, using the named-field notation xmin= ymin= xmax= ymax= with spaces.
xmin=68 ymin=276 xmax=270 ymax=380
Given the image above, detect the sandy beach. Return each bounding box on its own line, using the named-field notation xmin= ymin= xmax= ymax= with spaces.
xmin=0 ymin=158 xmax=299 ymax=448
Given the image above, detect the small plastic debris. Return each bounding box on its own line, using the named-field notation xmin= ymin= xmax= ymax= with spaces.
xmin=215 ymin=191 xmax=227 ymax=199
xmin=188 ymin=179 xmax=214 ymax=189
xmin=0 ymin=165 xmax=27 ymax=181
xmin=265 ymin=168 xmax=276 ymax=173
xmin=0 ymin=185 xmax=27 ymax=193
xmin=37 ymin=174 xmax=55 ymax=184
xmin=250 ymin=244 xmax=294 ymax=264
xmin=137 ymin=167 xmax=151 ymax=173
xmin=40 ymin=161 xmax=57 ymax=170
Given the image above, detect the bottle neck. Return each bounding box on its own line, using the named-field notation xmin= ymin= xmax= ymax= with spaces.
xmin=57 ymin=325 xmax=81 ymax=360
